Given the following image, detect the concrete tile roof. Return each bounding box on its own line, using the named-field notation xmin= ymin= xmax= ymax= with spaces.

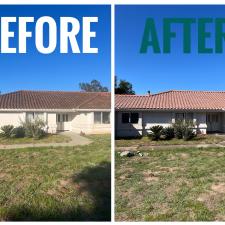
xmin=0 ymin=90 xmax=111 ymax=110
xmin=115 ymin=90 xmax=225 ymax=110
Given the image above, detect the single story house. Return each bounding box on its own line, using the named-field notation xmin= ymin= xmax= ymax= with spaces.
xmin=0 ymin=90 xmax=111 ymax=134
xmin=115 ymin=90 xmax=225 ymax=137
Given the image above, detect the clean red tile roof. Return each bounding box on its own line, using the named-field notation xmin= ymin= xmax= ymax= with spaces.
xmin=115 ymin=90 xmax=225 ymax=110
xmin=0 ymin=90 xmax=111 ymax=110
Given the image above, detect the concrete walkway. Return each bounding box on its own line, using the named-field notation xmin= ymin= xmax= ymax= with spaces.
xmin=0 ymin=131 xmax=92 ymax=150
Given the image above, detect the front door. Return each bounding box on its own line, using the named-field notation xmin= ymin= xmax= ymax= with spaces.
xmin=56 ymin=113 xmax=70 ymax=131
xmin=206 ymin=113 xmax=220 ymax=132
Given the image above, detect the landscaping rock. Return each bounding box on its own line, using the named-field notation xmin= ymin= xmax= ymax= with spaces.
xmin=120 ymin=151 xmax=135 ymax=157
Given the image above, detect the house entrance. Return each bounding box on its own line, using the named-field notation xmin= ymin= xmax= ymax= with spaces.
xmin=56 ymin=113 xmax=70 ymax=131
xmin=206 ymin=113 xmax=221 ymax=133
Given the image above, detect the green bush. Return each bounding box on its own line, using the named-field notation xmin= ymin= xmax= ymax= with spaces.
xmin=149 ymin=125 xmax=163 ymax=141
xmin=173 ymin=120 xmax=184 ymax=139
xmin=21 ymin=118 xmax=46 ymax=139
xmin=11 ymin=126 xmax=25 ymax=138
xmin=162 ymin=127 xmax=174 ymax=140
xmin=0 ymin=125 xmax=14 ymax=138
xmin=173 ymin=120 xmax=195 ymax=141
xmin=183 ymin=127 xmax=195 ymax=141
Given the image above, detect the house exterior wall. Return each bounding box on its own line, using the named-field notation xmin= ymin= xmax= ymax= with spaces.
xmin=0 ymin=111 xmax=111 ymax=135
xmin=0 ymin=112 xmax=25 ymax=127
xmin=115 ymin=110 xmax=210 ymax=137
xmin=143 ymin=111 xmax=173 ymax=135
xmin=71 ymin=111 xmax=111 ymax=134
xmin=47 ymin=113 xmax=57 ymax=133
xmin=115 ymin=111 xmax=143 ymax=137
xmin=194 ymin=112 xmax=207 ymax=134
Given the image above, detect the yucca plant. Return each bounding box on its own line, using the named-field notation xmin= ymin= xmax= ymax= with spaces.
xmin=149 ymin=125 xmax=163 ymax=141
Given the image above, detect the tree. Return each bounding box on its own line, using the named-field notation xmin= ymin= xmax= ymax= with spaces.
xmin=79 ymin=79 xmax=108 ymax=92
xmin=115 ymin=76 xmax=135 ymax=95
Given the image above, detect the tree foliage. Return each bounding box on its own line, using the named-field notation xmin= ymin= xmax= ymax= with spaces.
xmin=115 ymin=76 xmax=135 ymax=95
xmin=79 ymin=79 xmax=108 ymax=92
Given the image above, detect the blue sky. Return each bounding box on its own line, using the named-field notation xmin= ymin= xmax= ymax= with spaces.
xmin=0 ymin=5 xmax=111 ymax=94
xmin=116 ymin=5 xmax=225 ymax=94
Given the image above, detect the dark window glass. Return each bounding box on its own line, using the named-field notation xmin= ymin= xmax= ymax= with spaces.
xmin=175 ymin=113 xmax=184 ymax=122
xmin=94 ymin=112 xmax=101 ymax=124
xmin=130 ymin=113 xmax=139 ymax=124
xmin=57 ymin=114 xmax=61 ymax=122
xmin=103 ymin=112 xmax=110 ymax=124
xmin=122 ymin=113 xmax=129 ymax=123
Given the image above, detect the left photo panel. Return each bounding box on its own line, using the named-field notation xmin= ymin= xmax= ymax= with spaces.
xmin=0 ymin=5 xmax=111 ymax=221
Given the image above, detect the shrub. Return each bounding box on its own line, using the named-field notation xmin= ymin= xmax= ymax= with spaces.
xmin=183 ymin=128 xmax=195 ymax=141
xmin=11 ymin=126 xmax=25 ymax=138
xmin=0 ymin=125 xmax=14 ymax=138
xmin=162 ymin=127 xmax=174 ymax=140
xmin=21 ymin=118 xmax=46 ymax=139
xmin=173 ymin=120 xmax=195 ymax=141
xmin=149 ymin=125 xmax=163 ymax=141
xmin=173 ymin=120 xmax=184 ymax=139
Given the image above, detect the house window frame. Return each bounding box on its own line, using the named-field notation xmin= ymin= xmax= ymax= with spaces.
xmin=56 ymin=113 xmax=69 ymax=123
xmin=121 ymin=112 xmax=139 ymax=124
xmin=26 ymin=112 xmax=44 ymax=121
xmin=94 ymin=112 xmax=110 ymax=124
xmin=175 ymin=112 xmax=194 ymax=123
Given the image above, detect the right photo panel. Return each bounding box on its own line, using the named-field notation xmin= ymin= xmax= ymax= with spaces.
xmin=115 ymin=5 xmax=225 ymax=221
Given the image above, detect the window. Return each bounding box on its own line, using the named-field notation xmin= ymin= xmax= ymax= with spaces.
xmin=130 ymin=113 xmax=139 ymax=124
xmin=57 ymin=114 xmax=61 ymax=122
xmin=122 ymin=112 xmax=139 ymax=124
xmin=186 ymin=113 xmax=193 ymax=122
xmin=207 ymin=114 xmax=219 ymax=123
xmin=212 ymin=114 xmax=219 ymax=123
xmin=102 ymin=112 xmax=110 ymax=124
xmin=94 ymin=112 xmax=111 ymax=124
xmin=175 ymin=113 xmax=184 ymax=121
xmin=175 ymin=113 xmax=193 ymax=122
xmin=94 ymin=112 xmax=101 ymax=124
xmin=57 ymin=114 xmax=69 ymax=122
xmin=35 ymin=113 xmax=44 ymax=120
xmin=122 ymin=113 xmax=129 ymax=123
xmin=27 ymin=112 xmax=35 ymax=121
xmin=62 ymin=114 xmax=69 ymax=122
xmin=26 ymin=112 xmax=44 ymax=121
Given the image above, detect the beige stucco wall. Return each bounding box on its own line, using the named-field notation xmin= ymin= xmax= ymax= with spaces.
xmin=0 ymin=111 xmax=111 ymax=135
xmin=0 ymin=112 xmax=25 ymax=127
xmin=47 ymin=113 xmax=57 ymax=133
xmin=71 ymin=111 xmax=111 ymax=134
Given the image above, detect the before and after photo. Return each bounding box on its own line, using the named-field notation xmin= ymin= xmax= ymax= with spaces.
xmin=1 ymin=3 xmax=225 ymax=222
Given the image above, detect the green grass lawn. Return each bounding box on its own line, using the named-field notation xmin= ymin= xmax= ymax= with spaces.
xmin=116 ymin=135 xmax=225 ymax=148
xmin=0 ymin=134 xmax=71 ymax=145
xmin=0 ymin=135 xmax=111 ymax=221
xmin=116 ymin=147 xmax=225 ymax=221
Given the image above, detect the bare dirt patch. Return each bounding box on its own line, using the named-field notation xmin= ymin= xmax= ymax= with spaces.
xmin=159 ymin=166 xmax=180 ymax=173
xmin=211 ymin=183 xmax=225 ymax=193
xmin=167 ymin=155 xmax=177 ymax=161
xmin=0 ymin=173 xmax=8 ymax=179
xmin=143 ymin=170 xmax=159 ymax=182
xmin=179 ymin=153 xmax=189 ymax=159
xmin=217 ymin=152 xmax=225 ymax=157
xmin=197 ymin=190 xmax=219 ymax=210
xmin=165 ymin=182 xmax=181 ymax=198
